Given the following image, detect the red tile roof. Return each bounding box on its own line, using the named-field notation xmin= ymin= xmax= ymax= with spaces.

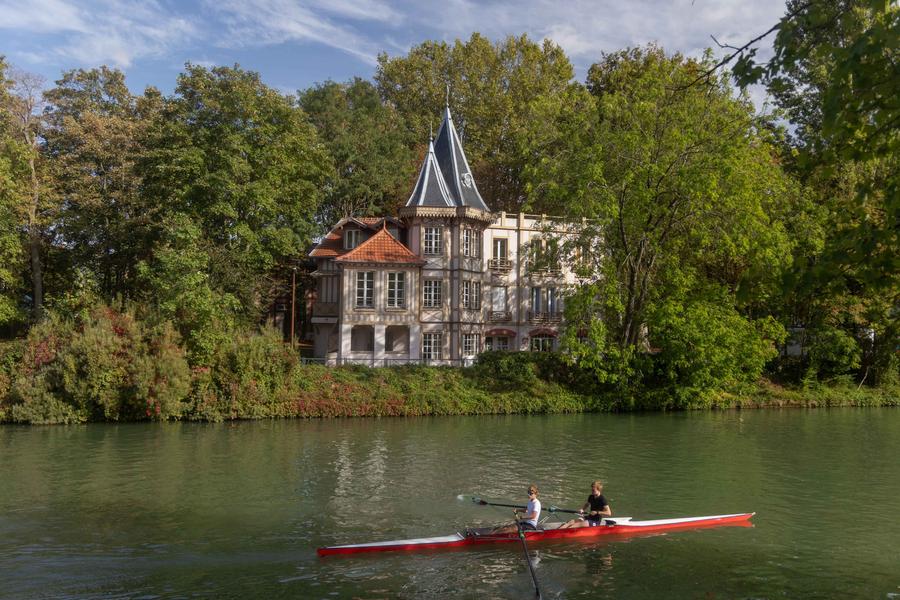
xmin=335 ymin=226 xmax=425 ymax=265
xmin=309 ymin=217 xmax=402 ymax=258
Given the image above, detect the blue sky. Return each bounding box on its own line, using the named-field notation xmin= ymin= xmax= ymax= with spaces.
xmin=0 ymin=0 xmax=787 ymax=99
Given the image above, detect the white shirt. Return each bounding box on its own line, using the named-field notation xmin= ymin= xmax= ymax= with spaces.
xmin=524 ymin=498 xmax=541 ymax=527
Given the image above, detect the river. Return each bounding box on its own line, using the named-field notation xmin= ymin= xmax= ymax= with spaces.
xmin=1 ymin=409 xmax=898 ymax=599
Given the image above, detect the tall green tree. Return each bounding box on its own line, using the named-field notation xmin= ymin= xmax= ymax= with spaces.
xmin=42 ymin=67 xmax=148 ymax=300
xmin=376 ymin=33 xmax=585 ymax=212
xmin=724 ymin=0 xmax=898 ymax=383
xmin=3 ymin=66 xmax=50 ymax=320
xmin=546 ymin=47 xmax=792 ymax=397
xmin=0 ymin=58 xmax=25 ymax=325
xmin=299 ymin=78 xmax=416 ymax=227
xmin=139 ymin=63 xmax=330 ymax=320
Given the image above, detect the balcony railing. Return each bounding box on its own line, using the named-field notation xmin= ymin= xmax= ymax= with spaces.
xmin=489 ymin=310 xmax=513 ymax=322
xmin=527 ymin=265 xmax=562 ymax=276
xmin=488 ymin=258 xmax=511 ymax=271
xmin=313 ymin=302 xmax=339 ymax=317
xmin=528 ymin=311 xmax=563 ymax=323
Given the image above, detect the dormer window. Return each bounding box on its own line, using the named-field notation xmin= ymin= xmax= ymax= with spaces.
xmin=344 ymin=229 xmax=361 ymax=249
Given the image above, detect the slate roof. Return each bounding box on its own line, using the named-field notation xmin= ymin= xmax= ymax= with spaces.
xmin=405 ymin=105 xmax=490 ymax=212
xmin=334 ymin=225 xmax=425 ymax=265
xmin=406 ymin=139 xmax=455 ymax=208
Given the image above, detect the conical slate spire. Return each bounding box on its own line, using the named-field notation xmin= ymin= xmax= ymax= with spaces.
xmin=405 ymin=139 xmax=455 ymax=208
xmin=432 ymin=104 xmax=489 ymax=212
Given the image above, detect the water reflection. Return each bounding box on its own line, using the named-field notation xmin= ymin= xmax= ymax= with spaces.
xmin=1 ymin=410 xmax=899 ymax=599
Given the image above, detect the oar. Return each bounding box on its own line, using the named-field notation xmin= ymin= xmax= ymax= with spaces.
xmin=468 ymin=496 xmax=582 ymax=515
xmin=515 ymin=515 xmax=542 ymax=599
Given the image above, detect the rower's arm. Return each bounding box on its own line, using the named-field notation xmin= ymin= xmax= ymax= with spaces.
xmin=599 ymin=504 xmax=612 ymax=517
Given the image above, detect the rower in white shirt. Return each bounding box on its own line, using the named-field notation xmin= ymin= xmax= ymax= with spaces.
xmin=492 ymin=484 xmax=542 ymax=533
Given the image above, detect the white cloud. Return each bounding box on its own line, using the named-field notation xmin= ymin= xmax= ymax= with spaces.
xmin=0 ymin=0 xmax=198 ymax=68
xmin=388 ymin=0 xmax=786 ymax=69
xmin=208 ymin=0 xmax=386 ymax=65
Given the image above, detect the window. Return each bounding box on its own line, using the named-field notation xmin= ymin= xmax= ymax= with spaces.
xmin=531 ymin=286 xmax=542 ymax=312
xmin=486 ymin=336 xmax=510 ymax=351
xmin=385 ymin=326 xmax=409 ymax=353
xmin=344 ymin=229 xmax=361 ymax=249
xmin=531 ymin=336 xmax=554 ymax=352
xmin=462 ymin=281 xmax=481 ymax=310
xmin=493 ymin=238 xmax=508 ymax=260
xmin=423 ymin=332 xmax=442 ymax=360
xmin=547 ymin=287 xmax=558 ymax=314
xmin=462 ymin=333 xmax=480 ymax=357
xmin=491 ymin=286 xmax=507 ymax=311
xmin=424 ymin=227 xmax=442 ymax=255
xmin=356 ymin=272 xmax=374 ymax=308
xmin=350 ymin=325 xmax=374 ymax=352
xmin=423 ymin=280 xmax=442 ymax=308
xmin=387 ymin=272 xmax=405 ymax=308
xmin=462 ymin=228 xmax=481 ymax=258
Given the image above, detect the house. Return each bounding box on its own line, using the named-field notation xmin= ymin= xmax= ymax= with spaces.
xmin=308 ymin=103 xmax=580 ymax=366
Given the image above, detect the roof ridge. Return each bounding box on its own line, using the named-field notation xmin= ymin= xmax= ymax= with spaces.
xmin=335 ymin=227 xmax=425 ymax=264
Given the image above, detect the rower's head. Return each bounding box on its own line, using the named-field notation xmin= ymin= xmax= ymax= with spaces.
xmin=591 ymin=480 xmax=603 ymax=494
xmin=527 ymin=484 xmax=539 ymax=498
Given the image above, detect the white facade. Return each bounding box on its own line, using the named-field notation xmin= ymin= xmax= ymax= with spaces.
xmin=308 ymin=105 xmax=581 ymax=366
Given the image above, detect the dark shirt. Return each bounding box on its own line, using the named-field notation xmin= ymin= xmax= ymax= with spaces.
xmin=586 ymin=494 xmax=608 ymax=515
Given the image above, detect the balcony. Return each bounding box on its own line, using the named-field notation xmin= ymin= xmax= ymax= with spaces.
xmin=488 ymin=258 xmax=511 ymax=271
xmin=527 ymin=265 xmax=562 ymax=276
xmin=489 ymin=310 xmax=512 ymax=322
xmin=313 ymin=302 xmax=339 ymax=317
xmin=528 ymin=311 xmax=562 ymax=324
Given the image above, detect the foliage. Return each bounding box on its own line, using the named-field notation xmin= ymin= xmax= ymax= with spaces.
xmin=136 ymin=214 xmax=239 ymax=364
xmin=0 ymin=58 xmax=27 ymax=326
xmin=299 ymin=78 xmax=417 ymax=227
xmin=648 ymin=297 xmax=785 ymax=406
xmin=376 ymin=33 xmax=587 ymax=212
xmin=536 ymin=46 xmax=794 ymax=398
xmin=41 ymin=67 xmax=149 ymax=300
xmin=140 ymin=64 xmax=330 ymax=316
xmin=804 ymin=326 xmax=863 ymax=382
xmin=7 ymin=305 xmax=190 ymax=423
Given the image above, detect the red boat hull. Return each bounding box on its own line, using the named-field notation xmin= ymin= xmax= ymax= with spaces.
xmin=317 ymin=512 xmax=755 ymax=556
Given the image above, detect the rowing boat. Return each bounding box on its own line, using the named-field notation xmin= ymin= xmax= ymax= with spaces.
xmin=317 ymin=512 xmax=755 ymax=556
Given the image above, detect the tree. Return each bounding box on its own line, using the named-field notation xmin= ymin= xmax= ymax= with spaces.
xmin=375 ymin=33 xmax=585 ymax=212
xmin=140 ymin=63 xmax=331 ymax=317
xmin=719 ymin=1 xmax=898 ymax=383
xmin=42 ymin=67 xmax=148 ymax=300
xmin=4 ymin=66 xmax=49 ymax=320
xmin=549 ymin=47 xmax=792 ymax=394
xmin=299 ymin=78 xmax=416 ymax=227
xmin=0 ymin=58 xmax=25 ymax=325
xmin=136 ymin=214 xmax=239 ymax=364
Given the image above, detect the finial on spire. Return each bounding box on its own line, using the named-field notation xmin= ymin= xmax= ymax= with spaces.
xmin=445 ymin=82 xmax=450 ymax=108
xmin=429 ymin=117 xmax=433 ymax=141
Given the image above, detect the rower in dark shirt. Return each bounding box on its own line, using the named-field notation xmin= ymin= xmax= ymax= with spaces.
xmin=559 ymin=480 xmax=612 ymax=528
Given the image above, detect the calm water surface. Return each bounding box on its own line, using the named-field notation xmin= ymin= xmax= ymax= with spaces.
xmin=1 ymin=409 xmax=898 ymax=599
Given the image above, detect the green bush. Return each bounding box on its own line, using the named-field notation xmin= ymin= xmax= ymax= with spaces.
xmin=804 ymin=326 xmax=862 ymax=383
xmin=648 ymin=299 xmax=785 ymax=407
xmin=8 ymin=306 xmax=190 ymax=423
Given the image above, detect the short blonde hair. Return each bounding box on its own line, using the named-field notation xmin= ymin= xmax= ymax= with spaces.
xmin=527 ymin=484 xmax=539 ymax=496
xmin=591 ymin=480 xmax=603 ymax=490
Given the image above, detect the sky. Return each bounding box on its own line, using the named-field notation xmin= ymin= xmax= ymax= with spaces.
xmin=0 ymin=0 xmax=788 ymax=101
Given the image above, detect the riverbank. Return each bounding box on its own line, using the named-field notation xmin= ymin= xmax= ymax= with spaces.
xmin=1 ymin=334 xmax=896 ymax=423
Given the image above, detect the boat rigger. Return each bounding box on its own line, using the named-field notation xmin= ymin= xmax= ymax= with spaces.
xmin=317 ymin=512 xmax=755 ymax=556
